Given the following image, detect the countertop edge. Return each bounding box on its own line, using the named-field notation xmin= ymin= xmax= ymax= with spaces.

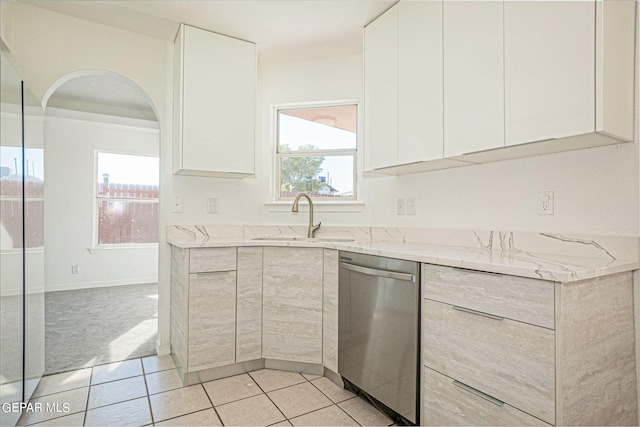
xmin=167 ymin=237 xmax=639 ymax=283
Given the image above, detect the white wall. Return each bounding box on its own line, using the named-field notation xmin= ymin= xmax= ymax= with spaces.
xmin=44 ymin=112 xmax=159 ymax=291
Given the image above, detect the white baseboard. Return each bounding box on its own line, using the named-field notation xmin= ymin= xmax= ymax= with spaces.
xmin=46 ymin=277 xmax=158 ymax=292
xmin=156 ymin=340 xmax=171 ymax=356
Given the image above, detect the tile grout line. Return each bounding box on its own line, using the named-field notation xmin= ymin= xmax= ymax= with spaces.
xmin=141 ymin=357 xmax=156 ymax=426
xmin=82 ymin=366 xmax=93 ymax=426
xmin=246 ymin=370 xmax=288 ymax=424
xmin=200 ymin=382 xmax=226 ymax=426
xmin=306 ymin=378 xmax=362 ymax=425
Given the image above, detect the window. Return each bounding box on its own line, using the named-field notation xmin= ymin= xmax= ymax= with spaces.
xmin=96 ymin=152 xmax=159 ymax=245
xmin=276 ymin=103 xmax=357 ymax=201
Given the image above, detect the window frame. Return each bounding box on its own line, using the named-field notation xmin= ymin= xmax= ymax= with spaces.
xmin=94 ymin=150 xmax=159 ymax=248
xmin=274 ymin=100 xmax=359 ymax=202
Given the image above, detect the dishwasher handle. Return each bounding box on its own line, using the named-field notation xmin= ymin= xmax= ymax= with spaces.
xmin=340 ymin=262 xmax=415 ymax=282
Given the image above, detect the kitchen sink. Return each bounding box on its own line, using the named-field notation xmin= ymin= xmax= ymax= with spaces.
xmin=251 ymin=236 xmax=354 ymax=243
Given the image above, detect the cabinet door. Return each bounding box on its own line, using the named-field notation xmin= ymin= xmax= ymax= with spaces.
xmin=505 ymin=2 xmax=595 ymax=146
xmin=236 ymin=247 xmax=263 ymax=362
xmin=188 ymin=271 xmax=236 ymax=371
xmin=444 ymin=2 xmax=504 ymax=157
xmin=398 ymin=1 xmax=443 ymax=164
xmin=364 ymin=5 xmax=398 ymax=171
xmin=322 ymin=249 xmax=339 ymax=372
xmin=176 ymin=24 xmax=256 ymax=176
xmin=262 ymin=247 xmax=323 ymax=364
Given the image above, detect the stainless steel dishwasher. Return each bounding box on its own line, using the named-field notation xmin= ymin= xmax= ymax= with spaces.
xmin=338 ymin=251 xmax=420 ymax=425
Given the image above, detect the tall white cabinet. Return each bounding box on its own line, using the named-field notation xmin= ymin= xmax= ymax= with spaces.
xmin=504 ymin=2 xmax=595 ymax=146
xmin=173 ymin=24 xmax=256 ymax=177
xmin=364 ymin=5 xmax=398 ymax=171
xmin=365 ymin=1 xmax=452 ymax=172
xmin=443 ymin=1 xmax=504 ymax=157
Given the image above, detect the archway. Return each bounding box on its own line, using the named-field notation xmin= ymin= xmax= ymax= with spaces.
xmin=42 ymin=70 xmax=161 ymax=374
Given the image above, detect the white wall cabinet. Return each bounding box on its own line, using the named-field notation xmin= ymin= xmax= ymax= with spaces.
xmin=365 ymin=2 xmax=453 ymax=173
xmin=262 ymin=247 xmax=324 ymax=364
xmin=397 ymin=1 xmax=443 ymax=165
xmin=504 ymin=2 xmax=595 ymax=146
xmin=364 ymin=5 xmax=398 ymax=171
xmin=597 ymin=0 xmax=636 ymax=142
xmin=173 ymin=23 xmax=256 ymax=177
xmin=364 ymin=1 xmax=636 ymax=175
xmin=443 ymin=1 xmax=504 ymax=158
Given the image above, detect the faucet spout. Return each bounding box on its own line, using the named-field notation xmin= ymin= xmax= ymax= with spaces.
xmin=292 ymin=193 xmax=321 ymax=238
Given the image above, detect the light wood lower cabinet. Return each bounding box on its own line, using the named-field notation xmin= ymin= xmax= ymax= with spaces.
xmin=171 ymin=246 xmax=334 ymax=374
xmin=423 ymin=265 xmax=638 ymax=426
xmin=262 ymin=247 xmax=323 ymax=364
xmin=236 ymin=247 xmax=263 ymax=362
xmin=424 ymin=367 xmax=550 ymax=426
xmin=188 ymin=271 xmax=236 ymax=371
xmin=171 ymin=246 xmax=263 ymax=374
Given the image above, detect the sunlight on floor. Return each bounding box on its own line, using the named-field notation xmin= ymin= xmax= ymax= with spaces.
xmin=109 ymin=319 xmax=157 ymax=360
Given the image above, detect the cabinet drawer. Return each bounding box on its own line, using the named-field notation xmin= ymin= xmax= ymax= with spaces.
xmin=423 ymin=264 xmax=555 ymax=329
xmin=189 ymin=247 xmax=236 ymax=273
xmin=423 ymin=299 xmax=555 ymax=424
xmin=424 ymin=367 xmax=550 ymax=426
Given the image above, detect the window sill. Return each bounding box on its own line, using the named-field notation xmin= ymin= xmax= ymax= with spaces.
xmin=264 ymin=201 xmax=364 ymax=213
xmin=87 ymin=244 xmax=159 ymax=254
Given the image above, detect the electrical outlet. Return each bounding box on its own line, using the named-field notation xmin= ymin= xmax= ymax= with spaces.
xmin=538 ymin=191 xmax=554 ymax=215
xmin=172 ymin=196 xmax=183 ymax=213
xmin=207 ymin=198 xmax=218 ymax=214
xmin=406 ymin=197 xmax=416 ymax=215
xmin=71 ymin=265 xmax=79 ymax=274
xmin=397 ymin=198 xmax=406 ymax=215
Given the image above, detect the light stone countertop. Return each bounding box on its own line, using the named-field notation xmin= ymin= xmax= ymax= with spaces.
xmin=167 ymin=225 xmax=639 ymax=283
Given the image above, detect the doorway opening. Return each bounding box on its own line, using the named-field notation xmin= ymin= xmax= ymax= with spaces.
xmin=42 ymin=71 xmax=160 ymax=374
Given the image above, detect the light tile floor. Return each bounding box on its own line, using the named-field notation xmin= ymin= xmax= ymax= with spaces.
xmin=17 ymin=356 xmax=394 ymax=426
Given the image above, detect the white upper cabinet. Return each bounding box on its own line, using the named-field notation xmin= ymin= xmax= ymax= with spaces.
xmin=443 ymin=1 xmax=504 ymax=158
xmin=505 ymin=2 xmax=595 ymax=146
xmin=365 ymin=2 xmax=448 ymax=172
xmin=364 ymin=5 xmax=399 ymax=171
xmin=398 ymin=1 xmax=444 ymax=165
xmin=173 ymin=24 xmax=256 ymax=177
xmin=597 ymin=0 xmax=636 ymax=142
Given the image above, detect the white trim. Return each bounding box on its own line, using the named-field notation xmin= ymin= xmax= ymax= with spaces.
xmin=88 ymin=244 xmax=159 ymax=253
xmin=46 ymin=277 xmax=158 ymax=293
xmin=271 ymin=100 xmax=360 ymax=202
xmin=264 ymin=201 xmax=365 ymax=213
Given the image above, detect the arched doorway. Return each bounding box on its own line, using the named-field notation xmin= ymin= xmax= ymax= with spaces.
xmin=42 ymin=71 xmax=160 ymax=374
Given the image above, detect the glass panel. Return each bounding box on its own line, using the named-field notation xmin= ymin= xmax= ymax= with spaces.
xmin=279 ymin=155 xmax=354 ymax=199
xmin=98 ymin=200 xmax=159 ymax=244
xmin=97 ymin=152 xmax=159 ymax=192
xmin=0 ymin=53 xmax=24 ymax=421
xmin=278 ymin=105 xmax=357 ymax=152
xmin=23 ymin=82 xmax=44 ymax=401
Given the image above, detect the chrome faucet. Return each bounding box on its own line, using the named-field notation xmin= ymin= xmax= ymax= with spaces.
xmin=292 ymin=193 xmax=321 ymax=238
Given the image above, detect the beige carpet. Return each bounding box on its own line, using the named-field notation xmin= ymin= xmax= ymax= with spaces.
xmin=45 ymin=283 xmax=158 ymax=374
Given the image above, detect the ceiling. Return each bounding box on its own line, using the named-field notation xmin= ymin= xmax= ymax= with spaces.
xmin=28 ymin=1 xmax=394 ymax=57
xmin=27 ymin=0 xmax=394 ymax=120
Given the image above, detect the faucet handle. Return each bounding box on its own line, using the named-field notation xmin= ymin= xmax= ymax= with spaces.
xmin=311 ymin=221 xmax=322 ymax=237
